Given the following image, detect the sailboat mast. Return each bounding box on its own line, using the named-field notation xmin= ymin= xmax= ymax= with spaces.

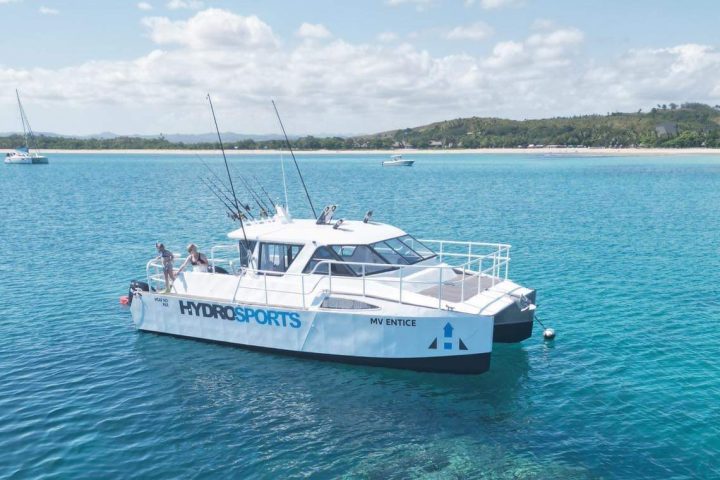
xmin=16 ymin=90 xmax=29 ymax=148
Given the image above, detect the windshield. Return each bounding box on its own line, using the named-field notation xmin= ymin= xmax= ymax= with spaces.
xmin=371 ymin=235 xmax=436 ymax=265
xmin=303 ymin=235 xmax=436 ymax=277
xmin=397 ymin=235 xmax=436 ymax=259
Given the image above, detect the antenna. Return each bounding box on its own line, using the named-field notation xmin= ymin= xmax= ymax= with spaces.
xmin=271 ymin=100 xmax=317 ymax=219
xmin=207 ymin=94 xmax=251 ymax=260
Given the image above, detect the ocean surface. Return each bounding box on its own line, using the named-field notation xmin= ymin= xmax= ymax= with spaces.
xmin=1 ymin=153 xmax=719 ymax=479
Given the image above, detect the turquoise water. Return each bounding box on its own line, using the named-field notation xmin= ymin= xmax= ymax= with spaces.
xmin=2 ymin=153 xmax=720 ymax=479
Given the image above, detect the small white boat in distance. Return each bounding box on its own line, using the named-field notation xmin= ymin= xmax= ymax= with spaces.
xmin=383 ymin=154 xmax=414 ymax=167
xmin=5 ymin=147 xmax=48 ymax=164
xmin=4 ymin=90 xmax=48 ymax=165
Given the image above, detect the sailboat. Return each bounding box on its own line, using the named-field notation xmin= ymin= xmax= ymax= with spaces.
xmin=4 ymin=90 xmax=48 ymax=164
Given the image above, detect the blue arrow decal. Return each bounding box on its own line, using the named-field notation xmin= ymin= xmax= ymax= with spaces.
xmin=443 ymin=322 xmax=454 ymax=338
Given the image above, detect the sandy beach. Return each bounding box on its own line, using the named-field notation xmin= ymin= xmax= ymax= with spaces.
xmin=3 ymin=147 xmax=717 ymax=156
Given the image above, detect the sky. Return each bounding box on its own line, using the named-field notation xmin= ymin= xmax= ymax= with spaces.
xmin=1 ymin=0 xmax=720 ymax=136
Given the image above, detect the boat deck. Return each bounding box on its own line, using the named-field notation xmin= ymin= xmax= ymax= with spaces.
xmin=420 ymin=273 xmax=501 ymax=303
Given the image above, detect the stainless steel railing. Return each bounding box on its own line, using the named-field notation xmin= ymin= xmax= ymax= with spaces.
xmin=147 ymin=239 xmax=511 ymax=310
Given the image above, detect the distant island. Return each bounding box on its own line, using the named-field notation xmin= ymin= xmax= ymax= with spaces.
xmin=3 ymin=102 xmax=720 ymax=151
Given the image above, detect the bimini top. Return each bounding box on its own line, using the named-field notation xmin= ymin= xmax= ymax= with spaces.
xmin=228 ymin=218 xmax=407 ymax=246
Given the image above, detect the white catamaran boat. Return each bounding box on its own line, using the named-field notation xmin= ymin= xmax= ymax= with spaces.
xmin=4 ymin=90 xmax=48 ymax=165
xmin=126 ymin=97 xmax=536 ymax=374
xmin=382 ymin=154 xmax=414 ymax=167
xmin=128 ymin=206 xmax=536 ymax=374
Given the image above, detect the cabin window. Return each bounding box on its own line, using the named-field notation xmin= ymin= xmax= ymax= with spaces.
xmin=330 ymin=245 xmax=393 ymax=275
xmin=258 ymin=243 xmax=302 ymax=273
xmin=238 ymin=240 xmax=257 ymax=267
xmin=320 ymin=296 xmax=378 ymax=310
xmin=303 ymin=247 xmax=354 ymax=276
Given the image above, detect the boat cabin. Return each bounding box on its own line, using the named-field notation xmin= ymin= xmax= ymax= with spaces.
xmin=226 ymin=216 xmax=438 ymax=277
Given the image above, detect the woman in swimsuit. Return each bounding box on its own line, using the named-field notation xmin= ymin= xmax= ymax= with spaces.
xmin=177 ymin=243 xmax=209 ymax=274
xmin=156 ymin=242 xmax=175 ymax=293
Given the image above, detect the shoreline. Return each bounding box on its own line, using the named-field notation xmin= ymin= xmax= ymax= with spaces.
xmin=4 ymin=147 xmax=720 ymax=156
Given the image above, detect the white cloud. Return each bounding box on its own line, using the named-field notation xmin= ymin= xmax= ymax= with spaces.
xmin=38 ymin=6 xmax=59 ymax=15
xmin=446 ymin=22 xmax=493 ymax=41
xmin=142 ymin=9 xmax=278 ymax=50
xmin=2 ymin=9 xmax=720 ymax=136
xmin=137 ymin=2 xmax=153 ymax=11
xmin=297 ymin=23 xmax=332 ymax=40
xmin=0 ymin=0 xmax=22 ymax=4
xmin=166 ymin=0 xmax=203 ymax=10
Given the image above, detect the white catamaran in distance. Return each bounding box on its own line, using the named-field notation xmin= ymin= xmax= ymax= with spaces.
xmin=4 ymin=90 xmax=48 ymax=165
xmin=382 ymin=154 xmax=414 ymax=167
xmin=126 ymin=98 xmax=537 ymax=374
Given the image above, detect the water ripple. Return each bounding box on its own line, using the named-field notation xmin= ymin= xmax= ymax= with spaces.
xmin=2 ymin=154 xmax=720 ymax=478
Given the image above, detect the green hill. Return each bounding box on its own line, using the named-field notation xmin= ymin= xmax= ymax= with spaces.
xmin=356 ymin=102 xmax=720 ymax=149
xmin=2 ymin=103 xmax=720 ymax=150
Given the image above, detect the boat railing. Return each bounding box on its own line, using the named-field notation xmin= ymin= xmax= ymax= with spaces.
xmin=209 ymin=244 xmax=241 ymax=274
xmin=309 ymin=248 xmax=509 ymax=309
xmin=145 ymin=240 xmax=511 ymax=310
xmin=418 ymin=239 xmax=511 ymax=276
xmin=146 ymin=256 xmax=171 ymax=292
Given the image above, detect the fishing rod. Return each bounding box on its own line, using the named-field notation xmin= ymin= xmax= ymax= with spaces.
xmin=198 ymin=156 xmax=253 ymax=218
xmin=205 ymin=174 xmax=255 ymax=220
xmin=233 ymin=168 xmax=272 ymax=216
xmin=198 ymin=155 xmax=233 ymax=196
xmin=207 ymin=94 xmax=250 ymax=251
xmin=243 ymin=174 xmax=273 ymax=215
xmin=271 ymin=100 xmax=317 ymax=219
xmin=252 ymin=174 xmax=278 ymax=212
xmin=200 ymin=176 xmax=244 ymax=220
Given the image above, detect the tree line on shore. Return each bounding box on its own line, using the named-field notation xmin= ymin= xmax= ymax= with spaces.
xmin=3 ymin=102 xmax=720 ymax=150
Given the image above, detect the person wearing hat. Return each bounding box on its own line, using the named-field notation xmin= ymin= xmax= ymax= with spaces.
xmin=177 ymin=243 xmax=209 ymax=275
xmin=155 ymin=242 xmax=175 ymax=293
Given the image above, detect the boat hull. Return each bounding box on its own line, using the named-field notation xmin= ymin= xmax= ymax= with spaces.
xmin=144 ymin=330 xmax=491 ymax=373
xmin=4 ymin=155 xmax=48 ymax=164
xmin=383 ymin=160 xmax=414 ymax=166
xmin=130 ymin=292 xmax=494 ymax=374
xmin=492 ymin=289 xmax=536 ymax=343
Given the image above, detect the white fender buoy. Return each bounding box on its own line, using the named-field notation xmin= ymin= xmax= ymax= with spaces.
xmin=543 ymin=328 xmax=556 ymax=340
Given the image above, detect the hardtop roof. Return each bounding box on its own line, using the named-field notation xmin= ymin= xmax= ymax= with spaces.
xmin=227 ymin=218 xmax=407 ymax=245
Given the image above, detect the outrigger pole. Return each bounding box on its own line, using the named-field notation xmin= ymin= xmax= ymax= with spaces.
xmin=207 ymin=94 xmax=251 ymax=250
xmin=271 ymin=100 xmax=317 ymax=219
